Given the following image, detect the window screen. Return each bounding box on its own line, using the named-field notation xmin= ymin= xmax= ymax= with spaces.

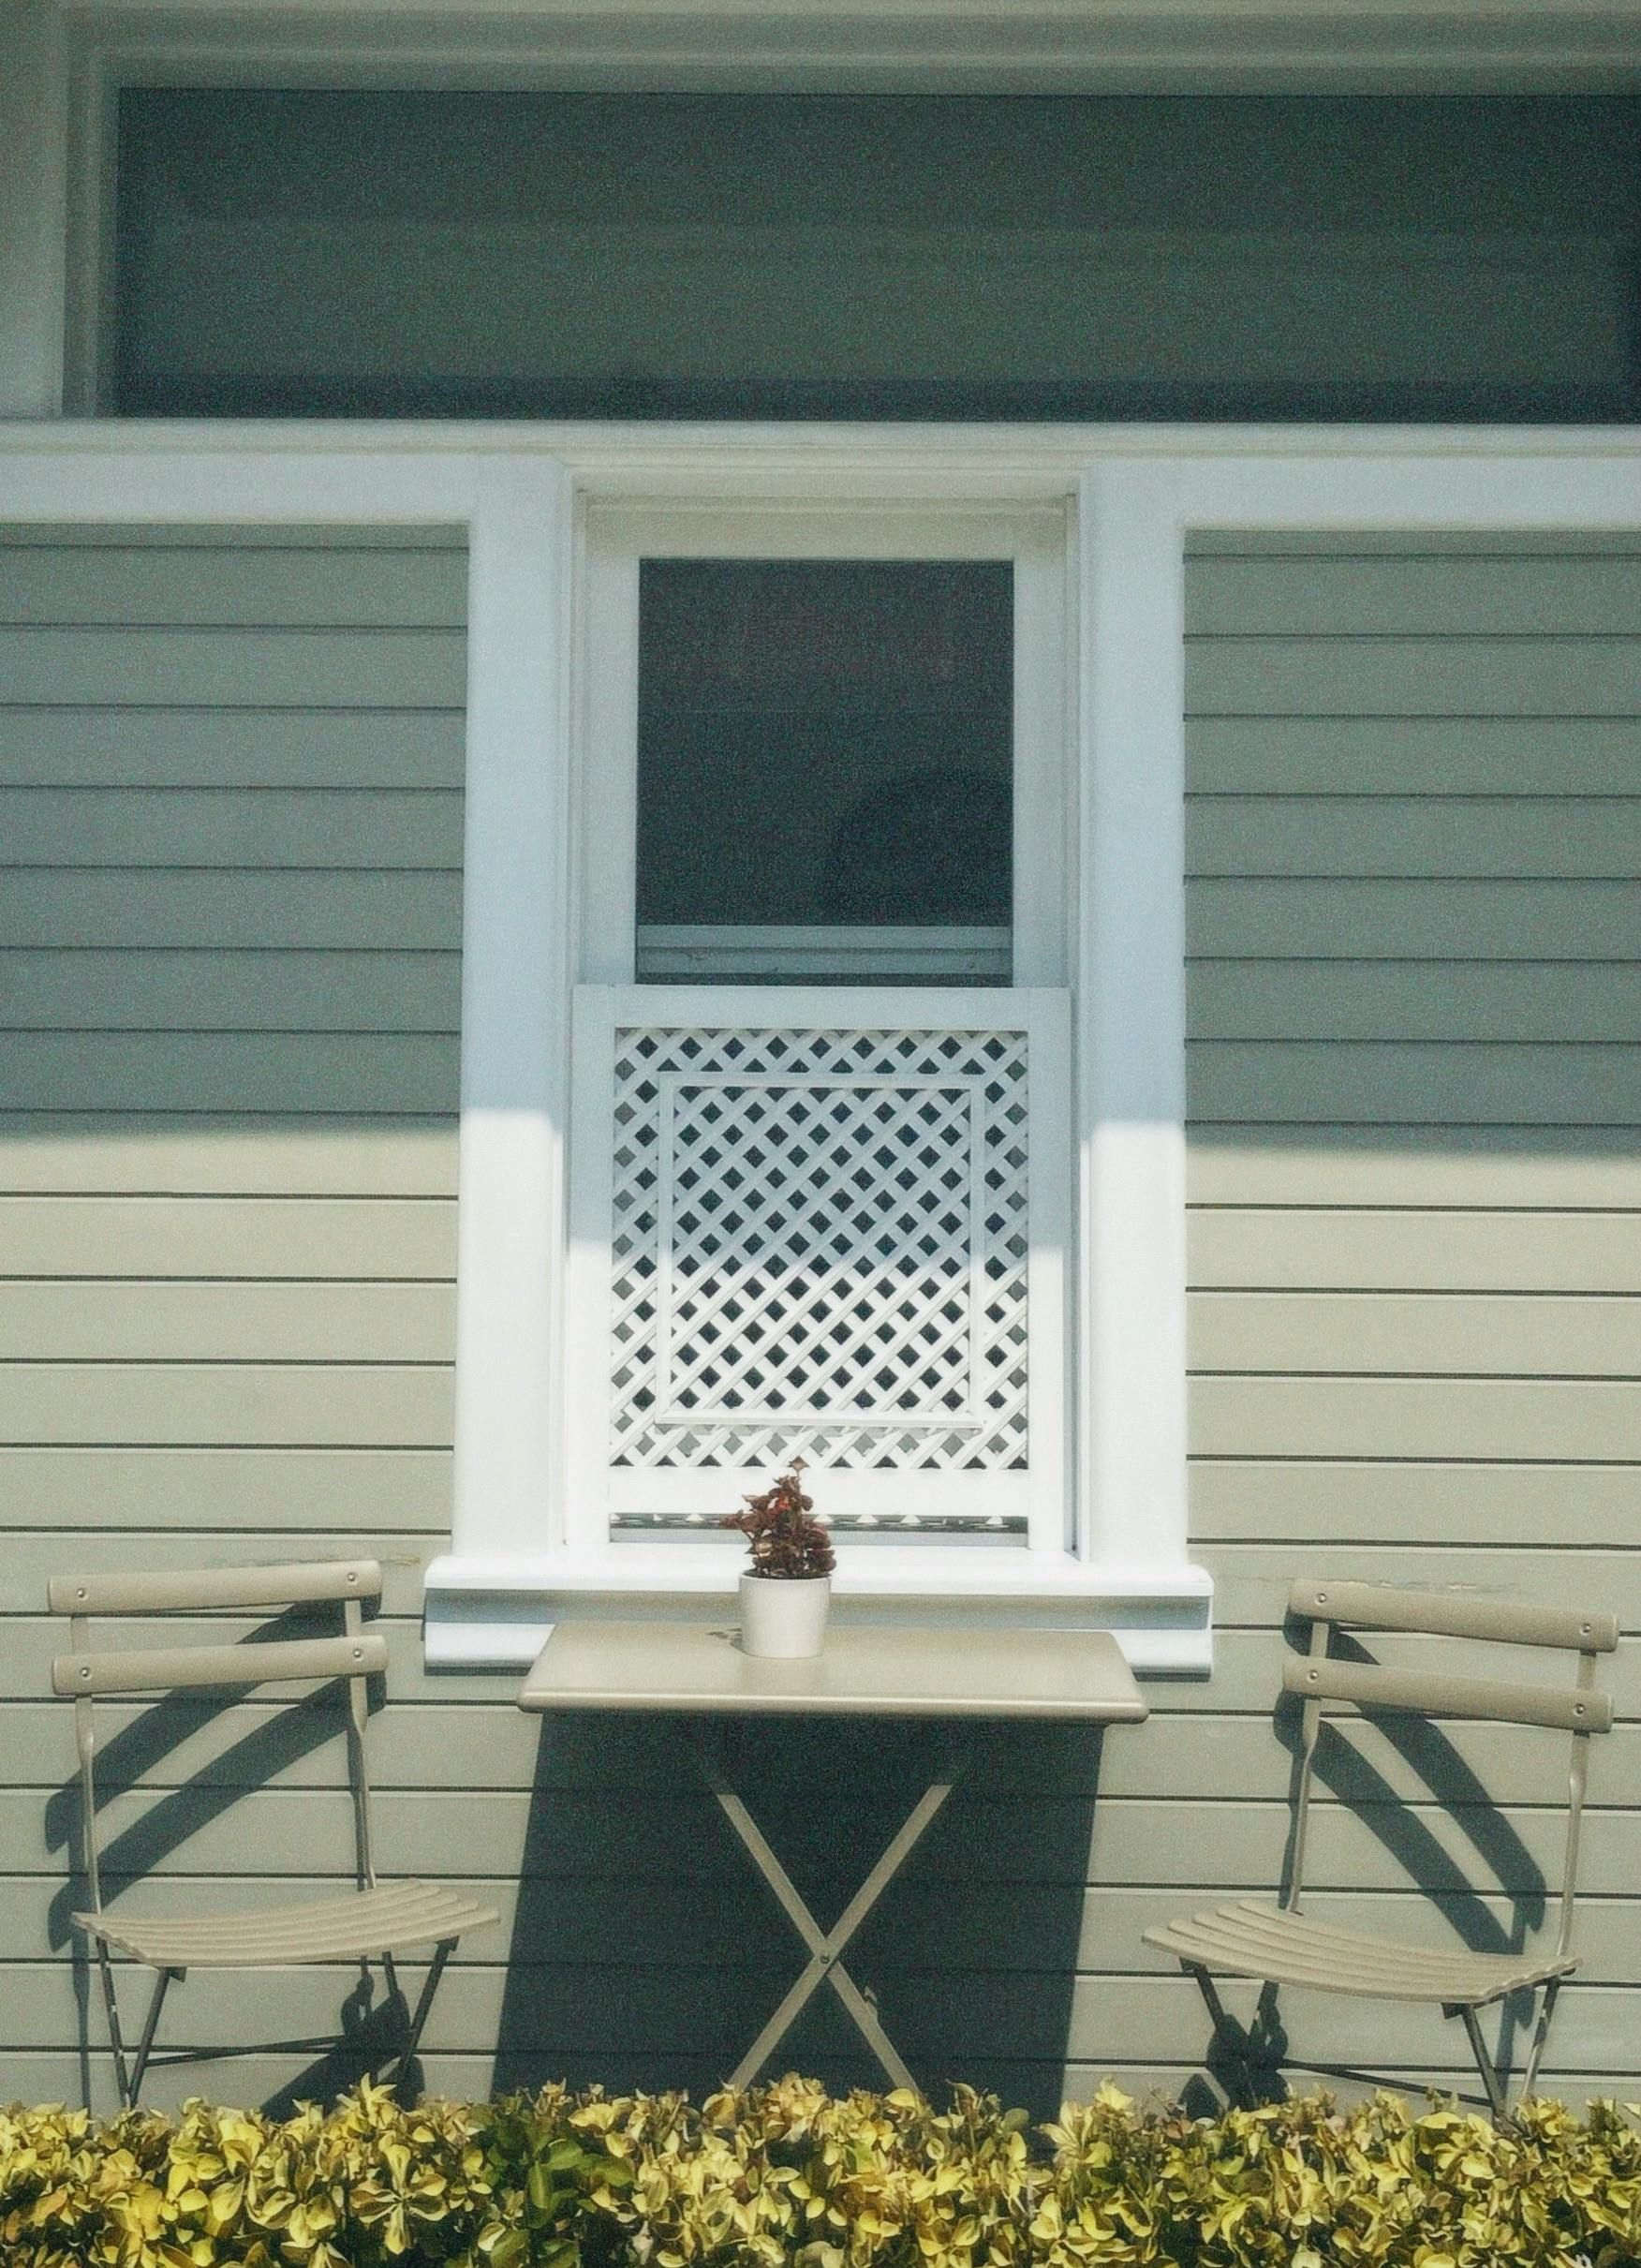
xmin=113 ymin=91 xmax=1641 ymax=422
xmin=635 ymin=560 xmax=1013 ymax=984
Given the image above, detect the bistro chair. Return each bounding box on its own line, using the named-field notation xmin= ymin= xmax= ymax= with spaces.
xmin=51 ymin=1558 xmax=495 ymax=2109
xmin=1145 ymin=1579 xmax=1618 ymax=2118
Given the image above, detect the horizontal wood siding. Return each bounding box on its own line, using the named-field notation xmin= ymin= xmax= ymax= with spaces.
xmin=1163 ymin=528 xmax=1641 ymax=2109
xmin=0 ymin=527 xmax=469 ymax=2109
xmin=6 ymin=522 xmax=1641 ymax=2123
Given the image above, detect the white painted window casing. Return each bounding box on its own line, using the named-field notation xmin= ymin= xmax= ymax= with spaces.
xmin=487 ymin=479 xmax=1204 ymax=1660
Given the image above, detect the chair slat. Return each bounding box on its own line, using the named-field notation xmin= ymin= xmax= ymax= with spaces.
xmin=52 ymin=1633 xmax=388 ymax=1697
xmin=1146 ymin=1905 xmax=1576 ymax=2008
xmin=48 ymin=1561 xmax=382 ymax=1617
xmin=1289 ymin=1579 xmax=1618 ymax=1654
xmin=1281 ymin=1653 xmax=1613 ymax=1733
xmin=77 ymin=1882 xmax=496 ymax=1969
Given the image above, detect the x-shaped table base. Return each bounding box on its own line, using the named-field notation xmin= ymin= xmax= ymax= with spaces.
xmin=699 ymin=1741 xmax=967 ymax=2091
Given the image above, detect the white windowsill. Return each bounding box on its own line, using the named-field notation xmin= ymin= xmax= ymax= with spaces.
xmin=422 ymin=1546 xmax=1213 ymax=1674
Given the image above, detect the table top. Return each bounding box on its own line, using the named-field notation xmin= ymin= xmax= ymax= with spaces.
xmin=518 ymin=1619 xmax=1147 ymax=1721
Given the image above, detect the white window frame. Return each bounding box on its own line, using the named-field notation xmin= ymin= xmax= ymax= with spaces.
xmin=442 ymin=445 xmax=1206 ymax=1659
xmin=5 ymin=429 xmax=1636 ymax=1674
xmin=562 ymin=501 xmax=1074 ymax=1554
xmin=579 ymin=502 xmax=1071 ymax=989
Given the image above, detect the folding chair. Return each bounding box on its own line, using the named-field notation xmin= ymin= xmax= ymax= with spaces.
xmin=51 ymin=1558 xmax=496 ymax=2109
xmin=1145 ymin=1579 xmax=1617 ymax=2119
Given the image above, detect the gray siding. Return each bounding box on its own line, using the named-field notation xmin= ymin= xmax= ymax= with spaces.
xmin=1 ymin=522 xmax=1637 ymax=2118
xmin=0 ymin=525 xmax=476 ymax=2107
xmin=1170 ymin=529 xmax=1641 ymax=2106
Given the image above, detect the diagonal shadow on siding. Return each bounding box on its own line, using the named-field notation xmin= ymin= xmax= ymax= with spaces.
xmin=495 ymin=1714 xmax=1106 ymax=2121
xmin=42 ymin=1603 xmax=411 ymax=2112
xmin=1175 ymin=1621 xmax=1555 ymax=2111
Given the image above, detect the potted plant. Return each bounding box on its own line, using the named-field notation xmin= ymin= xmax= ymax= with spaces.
xmin=722 ymin=1457 xmax=835 ymax=1658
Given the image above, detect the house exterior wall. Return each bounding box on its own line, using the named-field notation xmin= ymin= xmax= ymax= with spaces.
xmin=1171 ymin=526 xmax=1641 ymax=2102
xmin=1 ymin=514 xmax=1635 ymax=2113
xmin=0 ymin=523 xmax=478 ymax=2106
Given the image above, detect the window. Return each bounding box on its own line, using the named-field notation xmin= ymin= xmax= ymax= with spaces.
xmin=565 ymin=505 xmax=1074 ymax=1553
xmin=391 ymin=445 xmax=1205 ymax=1669
xmin=111 ymin=88 xmax=1641 ymax=423
xmin=632 ymin=559 xmax=1013 ymax=984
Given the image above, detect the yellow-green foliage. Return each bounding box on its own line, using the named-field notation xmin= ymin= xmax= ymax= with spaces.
xmin=3 ymin=2078 xmax=1641 ymax=2268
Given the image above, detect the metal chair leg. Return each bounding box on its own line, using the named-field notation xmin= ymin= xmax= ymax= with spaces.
xmin=390 ymin=1938 xmax=454 ymax=2098
xmin=128 ymin=1967 xmax=181 ymax=2106
xmin=1189 ymin=1965 xmax=1262 ymax=2110
xmin=94 ymin=1939 xmax=134 ymax=2111
xmin=1456 ymin=2004 xmax=1512 ymax=2124
xmin=1518 ymin=1978 xmax=1561 ymax=2105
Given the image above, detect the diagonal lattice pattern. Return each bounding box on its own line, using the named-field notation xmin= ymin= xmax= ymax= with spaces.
xmin=608 ymin=1025 xmax=1030 ymax=1469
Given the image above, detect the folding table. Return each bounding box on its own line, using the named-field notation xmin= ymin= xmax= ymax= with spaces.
xmin=518 ymin=1619 xmax=1147 ymax=2091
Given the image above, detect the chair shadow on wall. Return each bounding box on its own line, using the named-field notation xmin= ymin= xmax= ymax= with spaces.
xmin=1181 ymin=1621 xmax=1551 ymax=2118
xmin=44 ymin=1604 xmax=415 ymax=2119
xmin=495 ymin=1712 xmax=1107 ymax=2123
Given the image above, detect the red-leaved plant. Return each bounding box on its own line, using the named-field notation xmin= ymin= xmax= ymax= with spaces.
xmin=721 ymin=1458 xmax=835 ymax=1579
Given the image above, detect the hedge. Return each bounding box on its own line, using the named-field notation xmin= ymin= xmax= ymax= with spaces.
xmin=3 ymin=2076 xmax=1641 ymax=2268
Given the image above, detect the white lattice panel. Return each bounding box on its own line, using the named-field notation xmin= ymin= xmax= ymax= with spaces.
xmin=612 ymin=1022 xmax=1027 ymax=1468
xmin=568 ymin=988 xmax=1071 ymax=1538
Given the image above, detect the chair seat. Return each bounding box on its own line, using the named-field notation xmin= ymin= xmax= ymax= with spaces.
xmin=1145 ymin=1901 xmax=1578 ymax=2009
xmin=75 ymin=1881 xmax=496 ymax=1970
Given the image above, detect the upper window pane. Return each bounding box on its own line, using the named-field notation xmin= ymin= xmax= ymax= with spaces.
xmin=113 ymin=90 xmax=1641 ymax=422
xmin=636 ymin=560 xmax=1012 ymax=983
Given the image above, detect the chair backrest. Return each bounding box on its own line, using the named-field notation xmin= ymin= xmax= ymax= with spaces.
xmin=1283 ymin=1579 xmax=1618 ymax=1957
xmin=50 ymin=1561 xmax=386 ymax=1916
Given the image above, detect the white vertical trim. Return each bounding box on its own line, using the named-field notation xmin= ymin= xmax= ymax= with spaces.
xmin=62 ymin=30 xmax=113 ymax=416
xmin=0 ymin=0 xmax=69 ymax=417
xmin=1024 ymin=986 xmax=1072 ymax=1554
xmin=1077 ymin=464 xmax=1189 ymax=1571
xmin=451 ymin=458 xmax=577 ymax=1561
xmin=578 ymin=545 xmax=641 ymax=984
xmin=564 ymin=988 xmax=620 ymax=1555
xmin=1010 ymin=522 xmax=1074 ymax=987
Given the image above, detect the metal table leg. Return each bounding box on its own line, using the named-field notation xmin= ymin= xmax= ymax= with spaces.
xmin=698 ymin=1739 xmax=967 ymax=2092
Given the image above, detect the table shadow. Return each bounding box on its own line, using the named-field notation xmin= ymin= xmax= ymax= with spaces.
xmin=494 ymin=1712 xmax=1107 ymax=2120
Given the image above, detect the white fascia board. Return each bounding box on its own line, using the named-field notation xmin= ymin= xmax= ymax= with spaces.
xmin=8 ymin=422 xmax=1641 ymax=468
xmin=0 ymin=434 xmax=565 ymax=521
xmin=66 ymin=5 xmax=1641 ymax=94
xmin=422 ymin=1548 xmax=1215 ymax=1674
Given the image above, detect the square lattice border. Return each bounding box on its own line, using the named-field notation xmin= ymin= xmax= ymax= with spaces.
xmin=567 ymin=986 xmax=1072 ymax=1541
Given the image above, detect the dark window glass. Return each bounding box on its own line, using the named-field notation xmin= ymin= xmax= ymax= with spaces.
xmin=636 ymin=560 xmax=1012 ymax=977
xmin=114 ymin=90 xmax=1641 ymax=422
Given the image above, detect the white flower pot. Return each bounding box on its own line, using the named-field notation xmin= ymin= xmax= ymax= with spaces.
xmin=738 ymin=1571 xmax=831 ymax=1659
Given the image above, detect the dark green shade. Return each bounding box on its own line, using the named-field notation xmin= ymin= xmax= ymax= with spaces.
xmin=636 ymin=559 xmax=1013 ymax=929
xmin=113 ymin=89 xmax=1641 ymax=422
